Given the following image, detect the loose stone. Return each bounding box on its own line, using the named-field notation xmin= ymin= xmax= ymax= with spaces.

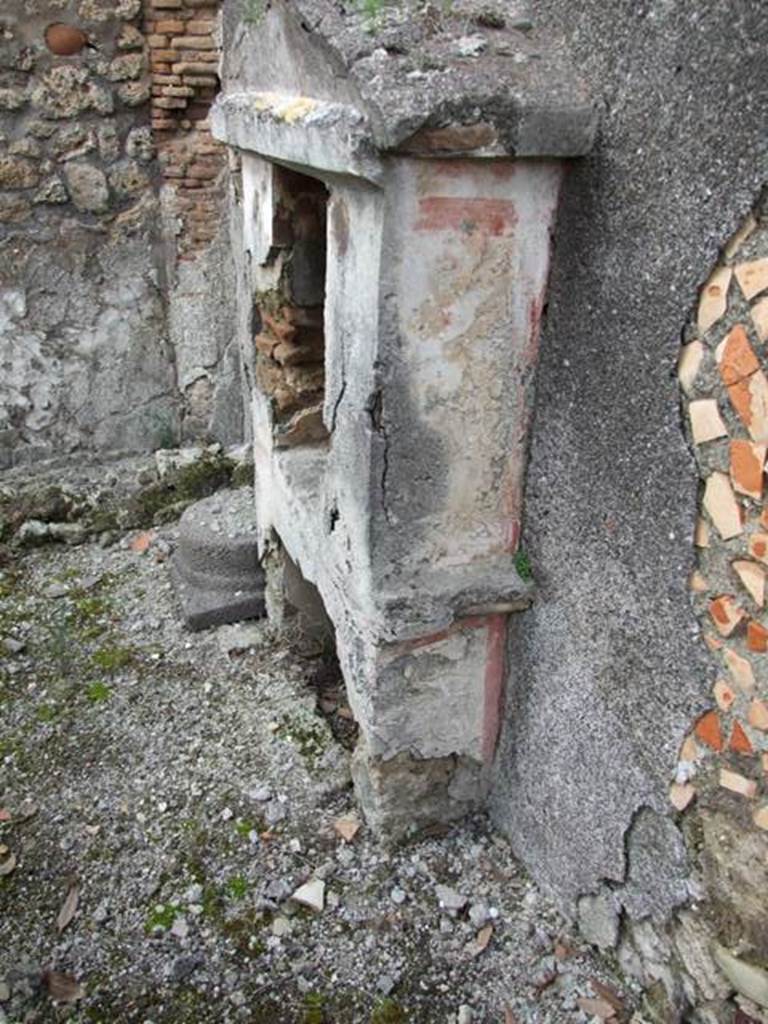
xmin=291 ymin=878 xmax=325 ymax=913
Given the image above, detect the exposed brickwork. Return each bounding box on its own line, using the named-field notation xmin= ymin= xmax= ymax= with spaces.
xmin=253 ymin=166 xmax=328 ymax=447
xmin=142 ymin=0 xmax=225 ymax=257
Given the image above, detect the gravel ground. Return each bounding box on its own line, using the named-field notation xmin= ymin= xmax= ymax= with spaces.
xmin=0 ymin=510 xmax=641 ymax=1024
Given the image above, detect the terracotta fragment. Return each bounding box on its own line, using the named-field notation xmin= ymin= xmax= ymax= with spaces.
xmin=694 ymin=517 xmax=710 ymax=548
xmin=733 ymin=560 xmax=766 ymax=606
xmin=694 ymin=710 xmax=723 ymax=751
xmin=669 ymin=782 xmax=695 ymax=811
xmin=735 ymin=258 xmax=768 ymax=301
xmin=717 ymin=325 xmax=768 ymax=440
xmin=719 ymin=768 xmax=758 ymax=798
xmin=751 ymin=296 xmax=768 ymax=344
xmin=747 ymin=620 xmax=768 ymax=652
xmin=724 ymin=647 xmax=756 ymax=693
xmin=749 ymin=533 xmax=768 ymax=564
xmin=679 ymin=734 xmax=699 ymax=762
xmin=45 ymin=23 xmax=87 ymax=55
xmin=713 ymin=678 xmax=736 ymax=711
xmin=678 ymin=340 xmax=704 ymax=395
xmin=704 ymin=632 xmax=724 ymax=652
xmin=698 ymin=266 xmax=732 ymax=333
xmin=730 ymin=439 xmax=766 ymax=499
xmin=753 ymin=805 xmax=768 ymax=830
xmin=747 ymin=699 xmax=768 ymax=731
xmin=729 ymin=721 xmax=753 ymax=755
xmin=333 ymin=817 xmax=361 ymax=842
xmin=725 ymin=369 xmax=768 ymax=442
xmin=689 ymin=399 xmax=727 ymax=444
xmin=130 ymin=530 xmax=156 ymax=554
xmin=690 ymin=570 xmax=709 ymax=593
xmin=702 ymin=473 xmax=743 ymax=540
xmin=708 ymin=595 xmax=746 ymax=636
xmin=716 ymin=324 xmax=759 ymax=385
xmin=576 ymin=997 xmax=616 ymax=1021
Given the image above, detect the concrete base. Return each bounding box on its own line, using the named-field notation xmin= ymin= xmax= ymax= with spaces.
xmin=171 ymin=488 xmax=266 ymax=631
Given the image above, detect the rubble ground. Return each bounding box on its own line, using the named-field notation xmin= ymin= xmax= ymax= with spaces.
xmin=0 ymin=497 xmax=638 ymax=1024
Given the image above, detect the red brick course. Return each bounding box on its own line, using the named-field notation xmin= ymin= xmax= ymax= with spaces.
xmin=143 ymin=0 xmax=225 ymax=257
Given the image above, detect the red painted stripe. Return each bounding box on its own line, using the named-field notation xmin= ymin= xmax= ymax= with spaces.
xmin=414 ymin=197 xmax=517 ymax=236
xmin=397 ymin=615 xmax=489 ymax=653
xmin=482 ymin=613 xmax=508 ymax=765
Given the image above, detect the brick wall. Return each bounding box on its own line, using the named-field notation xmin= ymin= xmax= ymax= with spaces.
xmin=143 ymin=0 xmax=226 ymax=258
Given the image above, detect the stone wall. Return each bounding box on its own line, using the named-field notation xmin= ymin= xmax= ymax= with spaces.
xmin=0 ymin=0 xmax=177 ymax=466
xmin=489 ymin=2 xmax=768 ymax=1021
xmin=0 ymin=0 xmax=241 ymax=468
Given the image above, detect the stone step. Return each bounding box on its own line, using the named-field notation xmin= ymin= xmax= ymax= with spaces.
xmin=171 ymin=488 xmax=266 ymax=630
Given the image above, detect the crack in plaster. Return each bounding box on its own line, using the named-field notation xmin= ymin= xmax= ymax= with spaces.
xmin=365 ymin=386 xmax=392 ymax=524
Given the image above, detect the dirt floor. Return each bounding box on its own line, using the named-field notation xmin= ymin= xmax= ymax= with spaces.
xmin=0 ymin=482 xmax=641 ymax=1024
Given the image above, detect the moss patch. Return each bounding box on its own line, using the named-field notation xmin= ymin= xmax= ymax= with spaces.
xmin=145 ymin=902 xmax=183 ymax=933
xmin=371 ymin=999 xmax=408 ymax=1024
xmin=276 ymin=709 xmax=331 ymax=769
xmin=92 ymin=645 xmax=133 ymax=672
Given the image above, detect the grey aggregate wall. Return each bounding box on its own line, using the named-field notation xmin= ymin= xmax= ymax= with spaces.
xmin=490 ymin=0 xmax=768 ymax=915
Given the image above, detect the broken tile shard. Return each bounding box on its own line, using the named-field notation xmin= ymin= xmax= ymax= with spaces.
xmin=747 ymin=699 xmax=768 ymax=731
xmin=698 ymin=266 xmax=732 ymax=333
xmin=689 ymin=399 xmax=727 ymax=444
xmin=690 ymin=570 xmax=709 ymax=593
xmin=719 ymin=768 xmax=757 ymax=798
xmin=679 ymin=734 xmax=699 ymax=763
xmin=749 ymin=533 xmax=768 ymax=564
xmin=694 ymin=517 xmax=710 ymax=548
xmin=735 ymin=257 xmax=768 ymax=301
xmin=669 ymin=782 xmax=695 ymax=811
xmin=678 ymin=340 xmax=704 ymax=395
xmin=733 ymin=560 xmax=765 ymax=606
xmin=730 ymin=439 xmax=766 ymax=499
xmin=746 ymin=620 xmax=768 ymax=652
xmin=694 ymin=709 xmax=723 ymax=751
xmin=708 ymin=595 xmax=746 ymax=636
xmin=751 ymin=296 xmax=768 ymax=344
xmin=717 ymin=325 xmax=768 ymax=440
xmin=726 ymin=370 xmax=768 ymax=442
xmin=724 ymin=647 xmax=756 ymax=693
xmin=333 ymin=816 xmax=361 ymax=842
xmin=753 ymin=805 xmax=768 ymax=830
xmin=702 ymin=473 xmax=743 ymax=540
xmin=717 ymin=323 xmax=759 ymax=385
xmin=713 ymin=678 xmax=736 ymax=710
xmin=729 ymin=721 xmax=753 ymax=755
xmin=576 ymin=996 xmax=616 ymax=1020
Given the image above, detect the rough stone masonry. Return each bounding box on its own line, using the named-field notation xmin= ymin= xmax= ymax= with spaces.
xmin=0 ymin=0 xmax=241 ymax=468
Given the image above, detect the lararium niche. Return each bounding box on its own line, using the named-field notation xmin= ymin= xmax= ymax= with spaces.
xmin=213 ymin=0 xmax=596 ymax=837
xmin=251 ymin=164 xmax=329 ymax=448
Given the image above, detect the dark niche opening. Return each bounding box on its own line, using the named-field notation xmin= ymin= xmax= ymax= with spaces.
xmin=254 ymin=165 xmax=329 ymax=448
